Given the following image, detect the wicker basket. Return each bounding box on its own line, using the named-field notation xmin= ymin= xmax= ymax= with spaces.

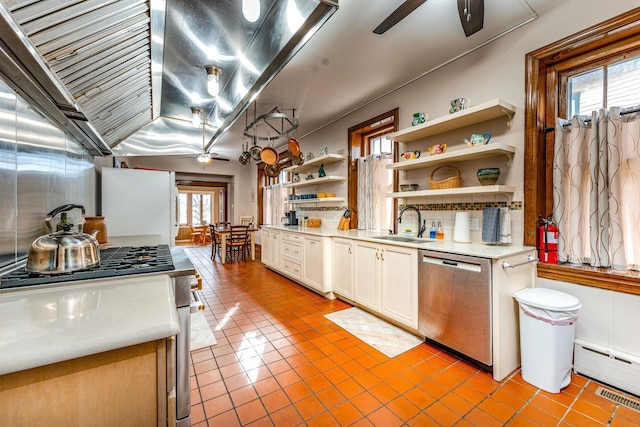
xmin=429 ymin=165 xmax=462 ymax=189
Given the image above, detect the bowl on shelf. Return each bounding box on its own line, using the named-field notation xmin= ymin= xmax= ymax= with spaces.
xmin=400 ymin=184 xmax=419 ymax=192
xmin=477 ymin=168 xmax=500 ymax=186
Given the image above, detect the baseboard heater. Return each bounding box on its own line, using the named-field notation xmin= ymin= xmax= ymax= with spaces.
xmin=573 ymin=339 xmax=640 ymax=396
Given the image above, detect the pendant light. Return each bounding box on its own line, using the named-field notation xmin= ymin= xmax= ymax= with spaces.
xmin=242 ymin=0 xmax=260 ymax=23
xmin=191 ymin=107 xmax=202 ymax=128
xmin=197 ymin=120 xmax=211 ymax=163
xmin=205 ymin=66 xmax=222 ymax=97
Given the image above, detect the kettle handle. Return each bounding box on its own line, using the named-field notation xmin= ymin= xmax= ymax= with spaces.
xmin=45 ymin=204 xmax=85 ymax=233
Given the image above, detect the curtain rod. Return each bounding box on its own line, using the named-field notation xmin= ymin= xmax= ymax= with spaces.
xmin=542 ymin=105 xmax=640 ymax=133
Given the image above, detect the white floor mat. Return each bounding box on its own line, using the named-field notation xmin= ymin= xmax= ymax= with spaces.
xmin=324 ymin=307 xmax=423 ymax=358
xmin=190 ymin=311 xmax=217 ymax=351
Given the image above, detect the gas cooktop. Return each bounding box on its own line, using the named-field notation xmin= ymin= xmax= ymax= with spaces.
xmin=0 ymin=245 xmax=175 ymax=289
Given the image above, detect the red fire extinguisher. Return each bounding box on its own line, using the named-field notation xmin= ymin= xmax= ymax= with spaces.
xmin=537 ymin=215 xmax=559 ymax=264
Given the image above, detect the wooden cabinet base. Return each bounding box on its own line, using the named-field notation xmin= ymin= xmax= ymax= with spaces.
xmin=0 ymin=340 xmax=167 ymax=427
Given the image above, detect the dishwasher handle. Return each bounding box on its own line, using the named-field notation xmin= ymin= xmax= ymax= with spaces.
xmin=422 ymin=256 xmax=482 ymax=273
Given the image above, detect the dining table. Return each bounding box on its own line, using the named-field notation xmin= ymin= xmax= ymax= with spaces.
xmin=213 ymin=226 xmax=258 ymax=264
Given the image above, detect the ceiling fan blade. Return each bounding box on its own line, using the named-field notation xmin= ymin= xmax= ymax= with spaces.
xmin=457 ymin=0 xmax=484 ymax=37
xmin=373 ymin=0 xmax=428 ymax=35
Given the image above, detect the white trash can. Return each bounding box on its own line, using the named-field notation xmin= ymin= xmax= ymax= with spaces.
xmin=513 ymin=288 xmax=581 ymax=393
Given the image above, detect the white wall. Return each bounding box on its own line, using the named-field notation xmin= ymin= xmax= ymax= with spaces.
xmin=538 ymin=278 xmax=640 ymax=357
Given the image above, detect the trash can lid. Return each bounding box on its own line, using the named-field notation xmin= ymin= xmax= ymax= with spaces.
xmin=513 ymin=288 xmax=581 ymax=311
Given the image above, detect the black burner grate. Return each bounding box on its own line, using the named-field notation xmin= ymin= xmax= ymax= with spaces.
xmin=0 ymin=245 xmax=175 ymax=289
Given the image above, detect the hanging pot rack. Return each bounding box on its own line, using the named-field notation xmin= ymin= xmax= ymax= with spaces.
xmin=243 ymin=106 xmax=298 ymax=142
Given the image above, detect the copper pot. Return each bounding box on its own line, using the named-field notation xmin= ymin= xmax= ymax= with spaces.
xmin=265 ymin=163 xmax=280 ymax=177
xmin=288 ymin=137 xmax=301 ymax=156
xmin=260 ymin=146 xmax=279 ymax=165
xmin=249 ymin=143 xmax=262 ymax=161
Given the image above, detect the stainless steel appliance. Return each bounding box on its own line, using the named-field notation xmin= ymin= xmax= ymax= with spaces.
xmin=418 ymin=250 xmax=492 ymax=369
xmin=0 ymin=244 xmax=194 ymax=426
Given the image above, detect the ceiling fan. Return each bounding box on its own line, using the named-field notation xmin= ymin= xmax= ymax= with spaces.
xmin=373 ymin=0 xmax=484 ymax=37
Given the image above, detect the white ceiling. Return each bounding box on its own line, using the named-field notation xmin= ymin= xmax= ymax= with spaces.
xmin=200 ymin=0 xmax=568 ymax=159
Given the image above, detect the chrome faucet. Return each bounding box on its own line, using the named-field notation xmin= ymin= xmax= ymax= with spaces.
xmin=398 ymin=206 xmax=426 ymax=238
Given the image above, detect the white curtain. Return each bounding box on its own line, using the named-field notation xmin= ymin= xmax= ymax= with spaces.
xmin=263 ymin=184 xmax=289 ymax=226
xmin=357 ymin=154 xmax=393 ymax=231
xmin=553 ymin=107 xmax=640 ymax=270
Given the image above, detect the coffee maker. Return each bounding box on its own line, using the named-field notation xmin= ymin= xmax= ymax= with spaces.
xmin=284 ymin=210 xmax=298 ymax=226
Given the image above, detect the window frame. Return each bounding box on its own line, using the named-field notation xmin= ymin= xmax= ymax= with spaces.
xmin=347 ymin=108 xmax=399 ymax=229
xmin=176 ymin=182 xmax=227 ymax=225
xmin=524 ymin=7 xmax=640 ymax=295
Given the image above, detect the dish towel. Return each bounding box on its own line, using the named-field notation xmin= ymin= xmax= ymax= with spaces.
xmin=482 ymin=207 xmax=501 ymax=244
xmin=500 ymin=207 xmax=512 ymax=244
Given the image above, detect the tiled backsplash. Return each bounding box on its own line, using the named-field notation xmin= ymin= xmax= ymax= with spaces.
xmin=292 ymin=202 xmax=524 ymax=245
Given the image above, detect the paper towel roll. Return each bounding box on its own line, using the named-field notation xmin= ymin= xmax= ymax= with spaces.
xmin=453 ymin=212 xmax=471 ymax=243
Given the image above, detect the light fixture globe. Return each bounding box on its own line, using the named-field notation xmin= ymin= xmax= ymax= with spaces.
xmin=205 ymin=66 xmax=222 ymax=97
xmin=190 ymin=107 xmax=202 ymax=128
xmin=197 ymin=153 xmax=211 ymax=163
xmin=242 ymin=0 xmax=260 ymax=22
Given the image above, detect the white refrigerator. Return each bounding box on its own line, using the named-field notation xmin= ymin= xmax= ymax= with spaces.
xmin=101 ymin=168 xmax=178 ymax=246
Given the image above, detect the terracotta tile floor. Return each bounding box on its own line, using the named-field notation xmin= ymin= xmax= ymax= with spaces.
xmin=183 ymin=246 xmax=640 ymax=426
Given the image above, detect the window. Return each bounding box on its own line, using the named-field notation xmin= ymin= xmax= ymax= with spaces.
xmin=370 ymin=134 xmax=393 ymax=156
xmin=348 ymin=109 xmax=398 ymax=230
xmin=567 ymin=56 xmax=640 ymax=116
xmin=177 ymin=186 xmax=225 ymax=225
xmin=257 ymin=154 xmax=292 ymax=226
xmin=524 ymin=8 xmax=640 ymax=294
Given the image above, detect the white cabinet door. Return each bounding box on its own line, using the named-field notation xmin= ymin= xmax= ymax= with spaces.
xmin=332 ymin=238 xmax=354 ymax=299
xmin=354 ymin=241 xmax=380 ymax=311
xmin=380 ymin=244 xmax=418 ymax=328
xmin=268 ymin=229 xmax=281 ymax=269
xmin=261 ymin=229 xmax=271 ymax=265
xmin=303 ymin=235 xmax=326 ymax=292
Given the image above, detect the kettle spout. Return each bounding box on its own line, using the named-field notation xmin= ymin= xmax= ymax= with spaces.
xmin=90 ymin=229 xmax=100 ymax=239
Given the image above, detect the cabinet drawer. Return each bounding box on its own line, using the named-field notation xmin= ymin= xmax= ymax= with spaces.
xmin=282 ymin=259 xmax=302 ymax=280
xmin=282 ymin=241 xmax=303 ymax=260
xmin=282 ymin=232 xmax=302 ymax=243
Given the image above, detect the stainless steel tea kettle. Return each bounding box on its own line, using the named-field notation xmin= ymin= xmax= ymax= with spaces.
xmin=26 ymin=204 xmax=101 ymax=274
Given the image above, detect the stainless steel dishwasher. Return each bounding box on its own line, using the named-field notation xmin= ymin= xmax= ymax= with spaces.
xmin=418 ymin=250 xmax=493 ymax=368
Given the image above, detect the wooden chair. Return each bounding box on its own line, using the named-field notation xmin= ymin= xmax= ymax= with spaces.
xmin=239 ymin=216 xmax=253 ymax=226
xmin=228 ymin=225 xmax=250 ymax=261
xmin=203 ymin=225 xmax=212 ymax=245
xmin=189 ymin=225 xmax=204 ymax=245
xmin=209 ymin=224 xmax=225 ymax=261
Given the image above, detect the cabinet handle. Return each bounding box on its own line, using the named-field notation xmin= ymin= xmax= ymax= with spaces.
xmin=502 ymin=255 xmax=537 ymax=269
xmin=380 ymin=248 xmax=385 ymax=261
xmin=348 ymin=245 xmax=352 ymax=254
xmin=375 ymin=248 xmax=380 ymax=260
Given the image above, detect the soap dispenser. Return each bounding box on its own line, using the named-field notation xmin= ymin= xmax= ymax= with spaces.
xmin=436 ymin=221 xmax=444 ymax=240
xmin=429 ymin=221 xmax=437 ymax=239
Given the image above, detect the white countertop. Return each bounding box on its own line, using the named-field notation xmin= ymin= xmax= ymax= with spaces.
xmin=264 ymin=225 xmax=535 ymax=259
xmin=0 ymin=274 xmax=180 ymax=375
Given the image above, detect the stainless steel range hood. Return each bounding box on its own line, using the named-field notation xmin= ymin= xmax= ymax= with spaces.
xmin=0 ymin=0 xmax=337 ymax=157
